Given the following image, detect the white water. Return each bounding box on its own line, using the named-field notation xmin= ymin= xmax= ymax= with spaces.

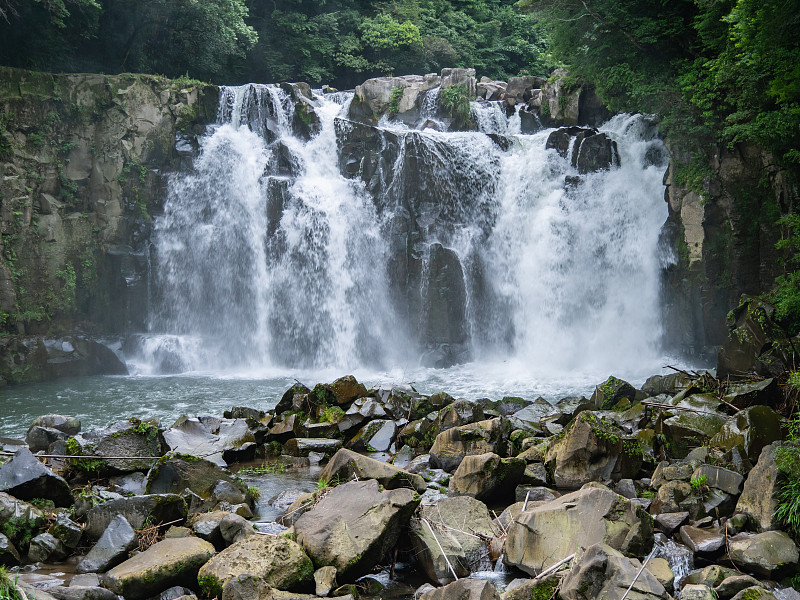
xmin=134 ymin=83 xmax=678 ymax=395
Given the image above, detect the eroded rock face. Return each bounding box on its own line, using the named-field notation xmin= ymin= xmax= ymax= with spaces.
xmin=196 ymin=534 xmax=313 ymax=596
xmin=293 ymin=479 xmax=420 ymax=580
xmin=504 ymin=485 xmax=654 ymax=575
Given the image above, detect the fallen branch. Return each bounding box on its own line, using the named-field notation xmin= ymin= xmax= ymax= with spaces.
xmin=533 ymin=553 xmax=575 ymax=581
xmin=620 ymin=544 xmax=659 ymax=600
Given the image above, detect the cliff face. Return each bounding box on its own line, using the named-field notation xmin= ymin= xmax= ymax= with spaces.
xmin=660 ymin=141 xmax=796 ymax=358
xmin=0 ymin=68 xmax=218 ymax=339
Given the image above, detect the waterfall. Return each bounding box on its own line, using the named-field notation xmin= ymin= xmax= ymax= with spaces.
xmin=137 ymin=83 xmax=670 ymax=379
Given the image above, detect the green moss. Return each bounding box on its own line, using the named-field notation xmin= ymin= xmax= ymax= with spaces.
xmin=0 ymin=567 xmax=24 ymax=600
xmin=388 ymin=86 xmax=403 ymax=116
xmin=531 ymin=578 xmax=559 ymax=600
xmin=197 ymin=575 xmax=222 ymax=599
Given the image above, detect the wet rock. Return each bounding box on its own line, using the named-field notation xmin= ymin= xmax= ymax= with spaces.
xmin=29 ymin=414 xmax=81 ymax=436
xmin=645 ymin=558 xmax=674 ymax=593
xmin=197 ymin=533 xmax=313 ymax=596
xmin=346 ymin=420 xmax=397 ymax=453
xmin=679 ymin=525 xmax=725 ymax=555
xmin=680 ymin=585 xmax=717 ymax=600
xmin=723 ymin=379 xmax=781 ymax=409
xmin=49 ymin=586 xmax=118 ymax=600
xmin=314 ymin=566 xmax=337 ymax=597
xmin=590 ymin=376 xmax=637 ymax=411
xmin=515 ymin=486 xmax=559 ymax=503
xmin=337 ymin=398 xmax=387 ymax=434
xmin=436 ymin=401 xmax=485 ymax=432
xmin=508 ymin=399 xmax=558 ymax=433
xmin=710 ymin=406 xmax=783 ymax=461
xmin=735 ymin=443 xmax=782 ymax=531
xmin=162 ymin=417 xmax=256 ymax=467
xmin=0 ymin=447 xmax=72 ymax=506
xmin=448 ymin=453 xmax=525 ymax=503
xmin=103 ymin=537 xmax=215 ymax=600
xmin=28 ymin=533 xmax=67 ymax=563
xmin=714 ymin=575 xmax=766 ymax=599
xmin=422 ymin=244 xmax=469 ymax=360
xmin=219 ymin=513 xmax=256 ymax=545
xmin=728 ymin=531 xmax=799 ymax=577
xmin=430 ymin=417 xmax=510 ymax=472
xmin=68 ymin=419 xmax=162 ymax=474
xmin=328 ymin=376 xmax=369 ymax=406
xmin=146 ymin=455 xmax=250 ymax=507
xmin=654 ymin=512 xmax=689 ymax=535
xmin=350 ymin=74 xmax=441 ymax=123
xmin=188 ymin=511 xmax=227 ymax=548
xmin=649 ymin=480 xmax=700 ymax=516
xmin=545 ymin=412 xmax=641 ymax=488
xmin=409 ymin=496 xmax=497 ymax=585
xmin=26 ymin=415 xmax=81 ymax=452
xmin=77 ymin=514 xmax=137 ymax=574
xmin=419 ymin=579 xmax=500 ymax=600
xmin=642 ymin=373 xmax=692 ymax=397
xmin=683 ymin=565 xmax=739 ymax=588
xmin=219 ymin=574 xmax=274 ymax=600
xmin=49 ymin=513 xmax=82 ymax=549
xmin=319 ymin=448 xmax=426 ymax=493
xmin=504 ymin=485 xmax=654 ymax=575
xmin=294 ymin=479 xmax=419 ymax=580
xmin=0 ymin=532 xmax=21 ymax=565
xmin=269 ymin=414 xmax=307 ymax=442
xmin=85 ymin=494 xmax=187 ymax=539
xmin=560 ymin=543 xmax=665 ymax=600
xmin=108 ymin=472 xmax=147 ymax=496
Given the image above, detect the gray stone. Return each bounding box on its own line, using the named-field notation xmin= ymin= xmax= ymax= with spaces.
xmin=679 ymin=584 xmax=717 ymax=600
xmin=69 ymin=419 xmax=162 ymax=474
xmin=714 ymin=575 xmax=765 ymax=599
xmin=430 ymin=417 xmax=510 ymax=472
xmin=29 ymin=415 xmax=81 ymax=436
xmin=654 ymin=512 xmax=689 ymax=535
xmin=77 ymin=514 xmax=137 ymax=574
xmin=314 ymin=566 xmax=337 ymax=597
xmin=85 ymin=494 xmax=187 ymax=539
xmin=284 ymin=438 xmax=342 ymax=458
xmin=728 ymin=531 xmax=799 ymax=577
xmin=146 ymin=455 xmax=250 ymax=505
xmin=49 ymin=513 xmax=82 ymax=549
xmin=679 ymin=525 xmax=725 ymax=554
xmin=691 ymin=465 xmax=743 ymax=495
xmin=0 ymin=532 xmax=21 ymax=565
xmin=104 ymin=537 xmax=215 ymax=600
xmin=317 ymin=448 xmax=426 ymax=493
xmin=69 ymin=575 xmax=100 ymax=588
xmin=294 ymin=479 xmax=419 ymax=580
xmin=730 ymin=589 xmax=779 ymax=600
xmin=0 ymin=447 xmax=72 ymax=506
xmin=28 ymin=533 xmax=67 ymax=563
xmin=108 ymin=472 xmax=147 ymax=496
xmin=420 ymin=579 xmax=500 ymax=600
xmin=448 ymin=453 xmax=525 ymax=503
xmin=220 ymin=574 xmax=273 ymax=600
xmin=504 ymin=485 xmax=654 ymax=575
xmin=163 ymin=417 xmax=256 ymax=467
xmin=49 ymin=586 xmax=118 ymax=600
xmin=197 ymin=534 xmax=313 ymax=596
xmin=346 ymin=420 xmax=397 ymax=453
xmin=219 ymin=513 xmax=256 ymax=545
xmin=0 ymin=491 xmax=46 ymax=548
xmin=735 ymin=444 xmax=782 ymax=531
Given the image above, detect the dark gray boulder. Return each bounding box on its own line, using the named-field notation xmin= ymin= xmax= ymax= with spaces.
xmin=0 ymin=447 xmax=72 ymax=506
xmin=77 ymin=514 xmax=138 ymax=574
xmin=84 ymin=494 xmax=187 ymax=539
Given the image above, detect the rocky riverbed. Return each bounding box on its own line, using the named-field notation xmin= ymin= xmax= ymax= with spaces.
xmin=1 ymin=347 xmax=799 ymax=600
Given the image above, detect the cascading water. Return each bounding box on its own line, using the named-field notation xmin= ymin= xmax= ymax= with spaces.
xmin=136 ymin=82 xmax=672 ymax=387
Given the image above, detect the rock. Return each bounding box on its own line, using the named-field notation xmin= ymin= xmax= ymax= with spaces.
xmin=642 ymin=374 xmax=692 ymax=397
xmin=146 ymin=455 xmax=249 ymax=507
xmin=218 ymin=514 xmax=256 ymax=545
xmin=68 ymin=419 xmax=162 ymax=474
xmin=49 ymin=586 xmax=118 ymax=600
xmin=683 ymin=565 xmax=740 ymax=588
xmin=103 ymin=537 xmax=215 ymax=600
xmin=28 ymin=533 xmax=67 ymax=563
xmin=219 ymin=574 xmax=276 ymax=600
xmin=515 ymin=486 xmax=559 ymax=503
xmin=409 ymin=496 xmax=497 ymax=585
xmin=0 ymin=532 xmax=21 ymax=565
xmin=508 ymin=399 xmax=558 ymax=433
xmin=422 ymin=244 xmax=469 ymax=359
xmin=285 ymin=438 xmax=342 ymax=458
xmin=730 ymin=589 xmax=779 ymax=600
xmin=649 ymin=480 xmax=700 ymax=516
xmin=735 ymin=444 xmax=782 ymax=531
xmin=545 ymin=412 xmax=642 ymax=488
xmin=711 ymin=406 xmax=783 ymax=461
xmin=728 ymin=531 xmax=799 ymax=577
xmin=504 ymin=485 xmax=654 ymax=575
xmin=109 ymin=472 xmax=147 ymax=496
xmin=560 ymin=543 xmax=665 ymax=600
xmin=430 ymin=417 xmax=510 ymax=472
xmin=328 ymin=376 xmax=369 ymax=405
xmin=419 ymin=579 xmax=500 ymax=600
xmin=501 ymin=577 xmax=559 ymax=600
xmin=448 ymin=453 xmax=525 ymax=503
xmin=723 ymin=379 xmax=781 ymax=409
xmin=29 ymin=414 xmax=81 ymax=436
xmin=197 ymin=534 xmax=313 ymax=596
xmin=679 ymin=525 xmax=725 ymax=554
xmin=49 ymin=513 xmax=82 ymax=549
xmin=274 ymin=384 xmax=312 ymax=416
xmin=314 ymin=566 xmax=337 ymax=597
xmin=714 ymin=575 xmax=765 ymax=599
xmin=85 ymin=494 xmax=187 ymax=539
xmin=645 ymin=557 xmax=674 ymax=593
xmin=436 ymin=401 xmax=485 ymax=432
xmin=691 ymin=465 xmax=743 ymax=496
xmin=350 ymin=74 xmax=441 ymax=123
xmin=189 ymin=511 xmax=228 ymax=548
xmin=26 ymin=427 xmax=67 ymax=453
xmin=318 ymin=448 xmax=426 ymax=493
xmin=346 ymin=420 xmax=397 ymax=453
xmin=0 ymin=491 xmax=46 ymax=549
xmin=77 ymin=514 xmax=137 ymax=574
xmin=0 ymin=447 xmax=72 ymax=506
xmin=162 ymin=417 xmax=256 ymax=467
xmin=294 ymin=479 xmax=420 ymax=580
xmin=654 ymin=512 xmax=689 ymax=535
xmin=662 ymin=403 xmax=727 ymax=457
xmin=679 ymin=585 xmax=717 ymax=600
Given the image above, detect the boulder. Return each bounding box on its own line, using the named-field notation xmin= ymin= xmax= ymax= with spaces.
xmin=723 ymin=379 xmax=781 ymax=409
xmin=448 ymin=453 xmax=525 ymax=503
xmin=422 ymin=244 xmax=469 ymax=359
xmin=103 ymin=537 xmax=215 ymax=600
xmin=346 ymin=420 xmax=397 ymax=453
xmin=162 ymin=417 xmax=256 ymax=467
xmin=317 ymin=448 xmax=426 ymax=493
xmin=508 ymin=399 xmax=558 ymax=433
xmin=219 ymin=574 xmax=274 ymax=600
xmin=0 ymin=491 xmax=46 ymax=550
xmin=350 ymin=74 xmax=441 ymax=123
xmin=409 ymin=496 xmax=497 ymax=585
xmin=560 ymin=543 xmax=666 ymax=600
xmin=77 ymin=514 xmax=137 ymax=574
xmin=26 ymin=415 xmax=81 ymax=452
xmin=68 ymin=419 xmax=162 ymax=474
xmin=679 ymin=525 xmax=725 ymax=555
xmin=28 ymin=532 xmax=67 ymax=563
xmin=197 ymin=533 xmax=313 ymax=596
xmin=314 ymin=566 xmax=337 ymax=597
xmin=683 ymin=565 xmax=740 ymax=588
xmin=735 ymin=444 xmax=782 ymax=531
xmin=541 ymin=69 xmax=581 ymax=127
xmin=645 ymin=557 xmax=675 ymax=593
xmin=328 ymin=376 xmax=369 ymax=405
xmin=436 ymin=401 xmax=485 ymax=432
xmin=430 ymin=417 xmax=510 ymax=472
xmin=654 ymin=512 xmax=689 ymax=535
xmin=714 ymin=575 xmax=766 ymax=599
xmin=218 ymin=514 xmax=256 ymax=545
xmin=545 ymin=412 xmax=642 ymax=488
xmin=29 ymin=414 xmax=81 ymax=436
xmin=504 ymin=485 xmax=654 ymax=575
xmin=420 ymin=579 xmax=500 ymax=600
xmin=0 ymin=532 xmax=21 ymax=565
xmin=48 ymin=513 xmax=82 ymax=549
xmin=728 ymin=531 xmax=799 ymax=577
xmin=679 ymin=585 xmax=717 ymax=600
xmin=0 ymin=447 xmax=72 ymax=506
xmin=49 ymin=586 xmax=117 ymax=600
xmin=691 ymin=465 xmax=743 ymax=496
xmin=730 ymin=589 xmax=779 ymax=600
xmin=188 ymin=511 xmax=228 ymax=548
xmin=294 ymin=479 xmax=420 ymax=580
xmin=85 ymin=494 xmax=187 ymax=539
xmin=710 ymin=406 xmax=783 ymax=461
xmin=146 ymin=455 xmax=250 ymax=506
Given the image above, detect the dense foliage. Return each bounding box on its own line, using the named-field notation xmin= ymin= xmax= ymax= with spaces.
xmin=0 ymin=0 xmax=554 ymax=87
